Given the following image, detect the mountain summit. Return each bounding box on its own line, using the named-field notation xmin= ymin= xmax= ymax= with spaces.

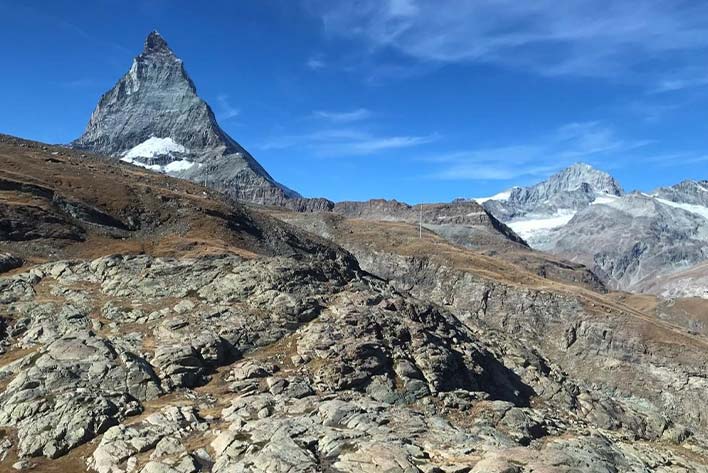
xmin=73 ymin=31 xmax=300 ymax=205
xmin=540 ymin=162 xmax=623 ymax=197
xmin=504 ymin=162 xmax=623 ymax=212
xmin=482 ymin=162 xmax=623 ymax=222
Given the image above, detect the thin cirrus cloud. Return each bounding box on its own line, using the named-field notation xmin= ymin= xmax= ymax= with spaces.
xmin=259 ymin=127 xmax=438 ymax=157
xmin=306 ymin=56 xmax=326 ymax=70
xmin=306 ymin=0 xmax=708 ymax=89
xmin=427 ymin=122 xmax=652 ymax=181
xmin=653 ymin=74 xmax=708 ymax=93
xmin=312 ymin=108 xmax=372 ymax=123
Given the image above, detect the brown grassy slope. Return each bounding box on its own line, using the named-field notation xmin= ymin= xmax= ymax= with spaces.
xmin=264 ymin=208 xmax=600 ymax=290
xmin=609 ymin=292 xmax=708 ymax=336
xmin=0 ymin=134 xmax=349 ymax=266
xmin=265 ymin=207 xmax=708 ymax=353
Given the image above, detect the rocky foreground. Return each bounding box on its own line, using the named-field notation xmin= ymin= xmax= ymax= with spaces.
xmin=1 ymin=137 xmax=708 ymax=471
xmin=1 ymin=251 xmax=707 ymax=473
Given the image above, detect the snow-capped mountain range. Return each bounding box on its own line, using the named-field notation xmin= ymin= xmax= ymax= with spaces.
xmin=479 ymin=163 xmax=623 ymax=245
xmin=477 ymin=164 xmax=708 ymax=297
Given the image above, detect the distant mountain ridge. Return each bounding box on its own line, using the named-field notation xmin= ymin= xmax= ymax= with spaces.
xmin=73 ymin=31 xmax=331 ymax=211
xmin=479 ymin=163 xmax=708 ymax=296
xmin=483 ymin=163 xmax=623 ymax=222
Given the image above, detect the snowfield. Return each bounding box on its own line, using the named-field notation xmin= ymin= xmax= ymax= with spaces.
xmin=474 ymin=189 xmax=512 ymax=204
xmin=506 ymin=209 xmax=577 ymax=243
xmin=124 ymin=137 xmax=187 ymax=159
xmin=655 ymin=198 xmax=708 ymax=221
xmin=120 ymin=137 xmax=198 ymax=174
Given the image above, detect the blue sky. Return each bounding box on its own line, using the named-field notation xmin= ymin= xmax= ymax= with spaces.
xmin=1 ymin=0 xmax=707 ymax=202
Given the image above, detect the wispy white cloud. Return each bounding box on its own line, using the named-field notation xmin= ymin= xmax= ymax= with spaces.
xmin=216 ymin=94 xmax=240 ymax=120
xmin=653 ymin=74 xmax=708 ymax=93
xmin=427 ymin=121 xmax=650 ymax=180
xmin=306 ymin=56 xmax=326 ymax=70
xmin=312 ymin=108 xmax=372 ymax=123
xmin=643 ymin=152 xmax=708 ymax=167
xmin=621 ymin=100 xmax=683 ymax=123
xmin=259 ymin=127 xmax=437 ymax=156
xmin=306 ymin=0 xmax=708 ymax=89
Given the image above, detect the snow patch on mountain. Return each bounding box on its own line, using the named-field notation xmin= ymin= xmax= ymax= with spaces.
xmin=591 ymin=193 xmax=622 ymax=207
xmin=121 ymin=155 xmax=199 ymax=173
xmin=474 ymin=189 xmax=512 ymax=204
xmin=656 ymin=198 xmax=708 ymax=221
xmin=124 ymin=137 xmax=187 ymax=159
xmin=506 ymin=209 xmax=577 ymax=246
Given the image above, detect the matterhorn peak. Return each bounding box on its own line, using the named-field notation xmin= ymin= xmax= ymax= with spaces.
xmin=73 ymin=31 xmax=300 ymax=205
xmin=140 ymin=31 xmax=180 ymax=64
xmin=144 ymin=31 xmax=171 ymax=54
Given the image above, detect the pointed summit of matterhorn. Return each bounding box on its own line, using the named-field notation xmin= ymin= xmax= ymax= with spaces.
xmin=73 ymin=31 xmax=301 ymax=205
xmin=143 ymin=30 xmax=172 ymax=54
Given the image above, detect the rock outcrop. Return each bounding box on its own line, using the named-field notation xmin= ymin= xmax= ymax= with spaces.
xmin=2 ymin=251 xmax=707 ymax=471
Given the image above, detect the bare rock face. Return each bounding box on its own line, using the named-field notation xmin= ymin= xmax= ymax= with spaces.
xmin=654 ymin=179 xmax=708 ymax=207
xmin=0 ymin=253 xmax=22 ymax=273
xmin=548 ymin=193 xmax=708 ymax=291
xmin=334 ymin=198 xmax=528 ymax=249
xmin=72 ymin=32 xmax=325 ymax=210
xmin=1 ymin=250 xmax=707 ymax=471
xmin=483 ymin=163 xmax=624 ymax=222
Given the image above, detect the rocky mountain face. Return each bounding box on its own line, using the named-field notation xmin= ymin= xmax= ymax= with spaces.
xmin=3 ymin=136 xmax=708 ymax=471
xmin=549 ymin=192 xmax=708 ymax=292
xmin=639 ymin=260 xmax=708 ymax=300
xmin=72 ymin=32 xmax=330 ymax=211
xmin=480 ymin=164 xmax=708 ymax=295
xmin=268 ymin=207 xmax=708 ymax=470
xmin=654 ymin=180 xmax=708 ymax=206
xmin=333 ymin=198 xmax=528 ymax=249
xmin=317 ymin=199 xmax=606 ymax=292
xmin=482 ymin=163 xmax=623 ymax=224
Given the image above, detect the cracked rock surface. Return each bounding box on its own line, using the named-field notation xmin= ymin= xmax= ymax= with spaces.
xmin=1 ymin=252 xmax=707 ymax=472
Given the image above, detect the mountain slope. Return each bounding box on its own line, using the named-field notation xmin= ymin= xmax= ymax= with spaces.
xmin=304 ymin=199 xmax=606 ymax=291
xmin=549 ymin=192 xmax=708 ymax=291
xmin=333 ymin=198 xmax=528 ymax=248
xmin=0 ymin=134 xmax=345 ymax=265
xmin=72 ymin=32 xmax=328 ymax=210
xmin=653 ymin=179 xmax=708 ymax=206
xmin=481 ymin=164 xmax=708 ymax=294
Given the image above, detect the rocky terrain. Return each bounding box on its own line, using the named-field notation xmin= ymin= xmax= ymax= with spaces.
xmin=2 ymin=136 xmax=708 ymax=471
xmin=547 ymin=193 xmax=708 ymax=292
xmin=479 ymin=164 xmax=708 ymax=295
xmin=72 ymin=32 xmax=330 ymax=212
xmin=333 ymin=198 xmax=528 ymax=249
xmin=639 ymin=261 xmax=708 ymax=300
